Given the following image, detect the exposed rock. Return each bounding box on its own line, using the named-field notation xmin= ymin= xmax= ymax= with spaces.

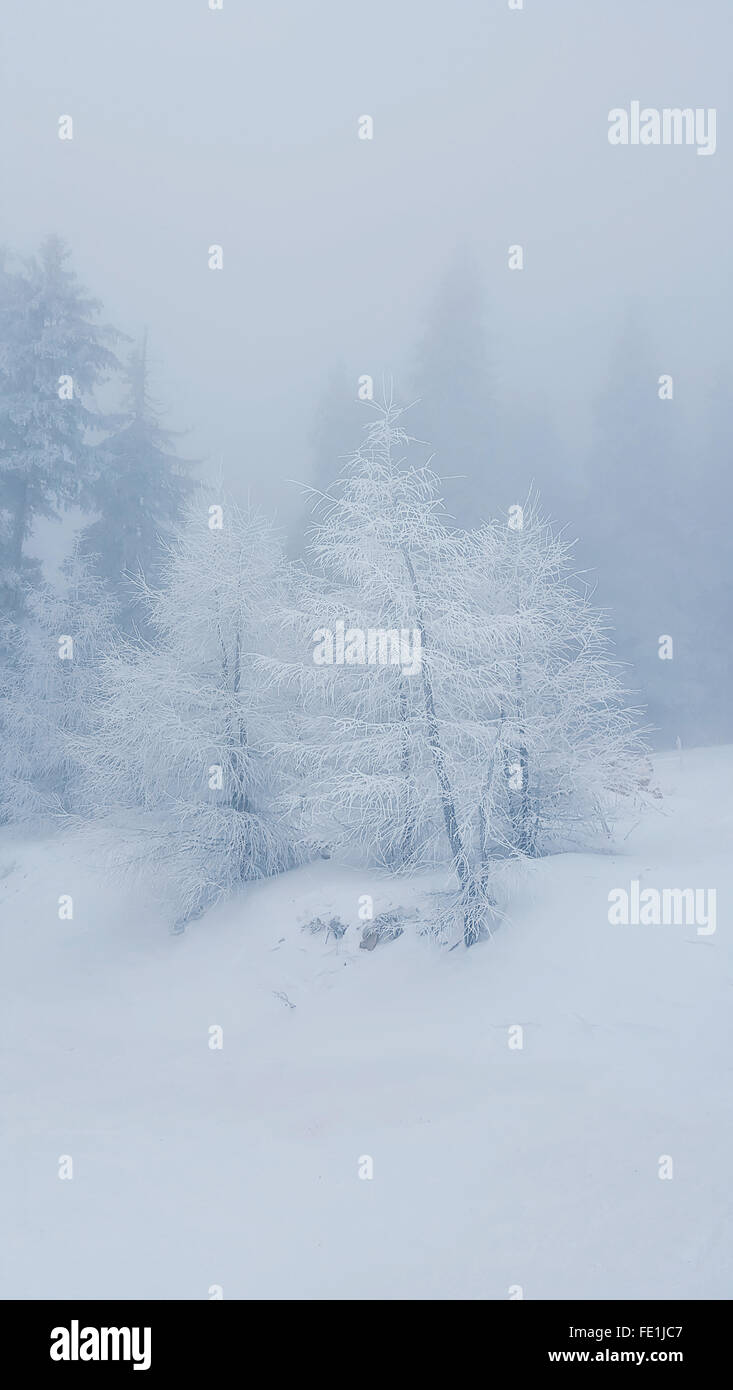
xmin=359 ymin=911 xmax=405 ymax=951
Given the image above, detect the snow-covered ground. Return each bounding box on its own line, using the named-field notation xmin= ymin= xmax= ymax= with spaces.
xmin=2 ymin=746 xmax=731 ymax=1299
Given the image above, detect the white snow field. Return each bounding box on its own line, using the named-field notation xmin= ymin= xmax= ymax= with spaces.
xmin=2 ymin=746 xmax=731 ymax=1300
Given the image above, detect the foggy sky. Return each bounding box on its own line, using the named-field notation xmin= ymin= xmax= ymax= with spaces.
xmin=1 ymin=0 xmax=730 ymax=524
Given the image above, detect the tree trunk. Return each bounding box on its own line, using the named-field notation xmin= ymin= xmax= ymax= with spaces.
xmin=397 ymin=674 xmax=417 ymax=866
xmin=401 ymin=547 xmax=479 ymax=944
xmin=511 ymin=656 xmax=534 ymax=855
xmin=230 ymin=628 xmax=250 ymax=817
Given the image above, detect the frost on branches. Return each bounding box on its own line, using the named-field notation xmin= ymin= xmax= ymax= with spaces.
xmin=267 ymin=402 xmax=651 ymax=945
xmin=78 ymin=499 xmax=303 ymax=929
xmin=464 ymin=498 xmax=652 ymax=863
xmin=0 ymin=547 xmax=116 ymax=823
xmin=1 ymin=384 xmax=653 ymax=948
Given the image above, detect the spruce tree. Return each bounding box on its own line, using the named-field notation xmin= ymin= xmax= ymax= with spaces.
xmin=80 ymin=331 xmax=192 ymax=631
xmin=0 ymin=237 xmax=118 ymax=619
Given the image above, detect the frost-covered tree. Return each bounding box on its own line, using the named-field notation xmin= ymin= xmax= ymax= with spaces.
xmin=0 ymin=238 xmax=118 ymax=618
xmin=268 ymin=400 xmax=508 ymax=943
xmin=80 ymin=332 xmax=192 ymax=631
xmin=464 ymin=499 xmax=652 ymax=866
xmin=269 ymin=403 xmax=651 ymax=944
xmin=78 ymin=497 xmax=302 ymax=929
xmin=0 ymin=545 xmax=117 ymax=823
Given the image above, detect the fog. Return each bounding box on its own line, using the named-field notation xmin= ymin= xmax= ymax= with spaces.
xmin=1 ymin=0 xmax=731 ymax=741
xmin=3 ymin=3 xmax=733 ymax=1311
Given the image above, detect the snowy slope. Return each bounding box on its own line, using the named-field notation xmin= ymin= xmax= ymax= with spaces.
xmin=1 ymin=747 xmax=731 ymax=1299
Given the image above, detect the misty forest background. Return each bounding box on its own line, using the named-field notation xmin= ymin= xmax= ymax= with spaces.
xmin=0 ymin=227 xmax=729 ymax=937
xmin=2 ymin=1 xmax=732 ymax=1308
xmin=1 ymin=2 xmax=731 ymax=945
